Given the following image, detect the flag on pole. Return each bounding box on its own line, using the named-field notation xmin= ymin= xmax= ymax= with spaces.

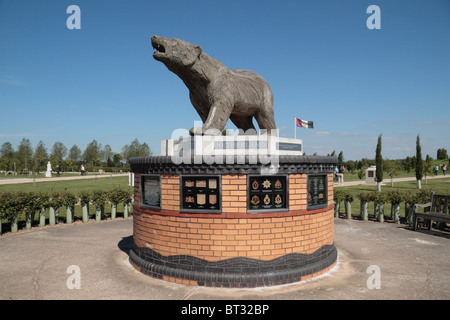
xmin=296 ymin=117 xmax=314 ymax=129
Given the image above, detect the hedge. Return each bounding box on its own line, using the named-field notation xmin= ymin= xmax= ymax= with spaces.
xmin=335 ymin=189 xmax=434 ymax=224
xmin=0 ymin=189 xmax=133 ymax=235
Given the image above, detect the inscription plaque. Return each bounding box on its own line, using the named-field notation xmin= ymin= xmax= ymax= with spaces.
xmin=181 ymin=176 xmax=220 ymax=212
xmin=248 ymin=175 xmax=287 ymax=211
xmin=141 ymin=175 xmax=161 ymax=209
xmin=307 ymin=174 xmax=328 ymax=209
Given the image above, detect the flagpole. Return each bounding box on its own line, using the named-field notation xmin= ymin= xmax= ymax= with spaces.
xmin=294 ymin=116 xmax=296 ymax=139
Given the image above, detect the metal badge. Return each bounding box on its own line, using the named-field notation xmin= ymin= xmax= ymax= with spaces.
xmin=197 ymin=194 xmax=206 ymax=205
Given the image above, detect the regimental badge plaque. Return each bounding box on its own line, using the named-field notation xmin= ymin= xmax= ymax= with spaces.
xmin=141 ymin=175 xmax=161 ymax=209
xmin=307 ymin=174 xmax=328 ymax=210
xmin=181 ymin=176 xmax=221 ymax=212
xmin=248 ymin=175 xmax=287 ymax=211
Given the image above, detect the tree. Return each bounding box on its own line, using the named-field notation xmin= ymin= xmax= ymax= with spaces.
xmin=16 ymin=138 xmax=33 ymax=172
xmin=337 ymin=151 xmax=344 ymax=167
xmin=423 ymin=155 xmax=433 ymax=185
xmin=402 ymin=156 xmax=412 ymax=173
xmin=122 ymin=139 xmax=152 ymax=162
xmin=415 ymin=135 xmax=423 ymax=189
xmin=50 ymin=142 xmax=67 ymax=166
xmin=68 ymin=145 xmax=82 ymax=163
xmin=375 ymin=134 xmax=383 ymax=192
xmin=32 ymin=141 xmax=48 ymax=173
xmin=437 ymin=148 xmax=448 ymax=160
xmin=113 ymin=153 xmax=123 ymax=167
xmin=0 ymin=142 xmax=15 ymax=171
xmin=100 ymin=144 xmax=113 ymax=163
xmin=384 ymin=159 xmax=401 ymax=187
xmin=83 ymin=140 xmax=102 ymax=166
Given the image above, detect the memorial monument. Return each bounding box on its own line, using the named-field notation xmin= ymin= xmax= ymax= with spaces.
xmin=128 ymin=36 xmax=338 ymax=287
xmin=45 ymin=161 xmax=52 ymax=178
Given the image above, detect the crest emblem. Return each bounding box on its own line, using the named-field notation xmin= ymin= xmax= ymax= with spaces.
xmin=264 ymin=195 xmax=271 ymax=205
xmin=196 ymin=180 xmax=207 ymax=188
xmin=185 ymin=196 xmax=195 ymax=203
xmin=251 ymin=195 xmax=260 ymax=205
xmin=262 ymin=179 xmax=271 ymax=189
xmin=208 ymin=179 xmax=217 ymax=189
xmin=274 ymin=179 xmax=282 ymax=189
xmin=275 ymin=194 xmax=282 ymax=205
xmin=252 ymin=180 xmax=259 ymax=190
xmin=185 ymin=180 xmax=194 ymax=187
xmin=197 ymin=194 xmax=206 ymax=205
xmin=209 ymin=194 xmax=217 ymax=205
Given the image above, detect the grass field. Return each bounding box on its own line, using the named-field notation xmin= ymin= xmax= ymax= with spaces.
xmin=0 ymin=175 xmax=133 ymax=194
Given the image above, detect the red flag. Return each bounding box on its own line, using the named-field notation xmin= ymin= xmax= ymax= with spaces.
xmin=296 ymin=118 xmax=314 ymax=129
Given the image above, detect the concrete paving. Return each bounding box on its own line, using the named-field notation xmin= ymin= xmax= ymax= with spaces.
xmin=1 ymin=216 xmax=449 ymax=301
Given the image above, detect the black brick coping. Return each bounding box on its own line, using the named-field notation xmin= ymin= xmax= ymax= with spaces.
xmin=129 ymin=155 xmax=338 ymax=175
xmin=129 ymin=243 xmax=337 ymax=287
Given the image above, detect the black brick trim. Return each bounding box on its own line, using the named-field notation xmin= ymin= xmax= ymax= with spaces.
xmin=129 ymin=243 xmax=337 ymax=287
xmin=129 ymin=155 xmax=337 ymax=175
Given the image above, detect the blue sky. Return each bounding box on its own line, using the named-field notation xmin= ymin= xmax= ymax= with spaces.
xmin=0 ymin=0 xmax=449 ymax=161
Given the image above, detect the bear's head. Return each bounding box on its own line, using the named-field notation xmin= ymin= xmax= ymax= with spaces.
xmin=151 ymin=35 xmax=202 ymax=69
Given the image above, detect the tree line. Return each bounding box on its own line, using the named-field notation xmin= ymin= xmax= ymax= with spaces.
xmin=328 ymin=137 xmax=448 ymax=189
xmin=0 ymin=138 xmax=152 ymax=174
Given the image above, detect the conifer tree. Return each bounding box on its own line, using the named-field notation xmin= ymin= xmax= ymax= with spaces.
xmin=415 ymin=135 xmax=423 ymax=189
xmin=375 ymin=134 xmax=383 ymax=191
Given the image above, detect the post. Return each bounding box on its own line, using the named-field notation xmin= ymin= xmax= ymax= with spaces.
xmin=124 ymin=203 xmax=129 ymax=218
xmin=345 ymin=201 xmax=352 ymax=219
xmin=294 ymin=116 xmax=297 ymax=139
xmin=25 ymin=211 xmax=32 ymax=230
xmin=361 ymin=201 xmax=369 ymax=221
xmin=392 ymin=203 xmax=400 ymax=224
xmin=39 ymin=208 xmax=46 ymax=227
xmin=111 ymin=203 xmax=117 ymax=220
xmin=82 ymin=203 xmax=89 ymax=223
xmin=66 ymin=206 xmax=73 ymax=224
xmin=11 ymin=215 xmax=18 ymax=233
xmin=49 ymin=207 xmax=56 ymax=226
xmin=95 ymin=205 xmax=104 ymax=221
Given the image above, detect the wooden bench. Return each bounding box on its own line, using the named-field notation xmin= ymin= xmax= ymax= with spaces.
xmin=413 ymin=192 xmax=450 ymax=231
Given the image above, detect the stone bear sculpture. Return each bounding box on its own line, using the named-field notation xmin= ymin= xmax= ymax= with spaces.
xmin=151 ymin=35 xmax=276 ymax=135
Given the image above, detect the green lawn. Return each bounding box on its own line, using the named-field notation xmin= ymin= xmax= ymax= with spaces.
xmin=342 ymin=159 xmax=449 ymax=182
xmin=0 ymin=175 xmax=133 ymax=194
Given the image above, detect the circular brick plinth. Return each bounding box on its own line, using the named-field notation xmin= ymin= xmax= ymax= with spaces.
xmin=129 ymin=156 xmax=337 ymax=287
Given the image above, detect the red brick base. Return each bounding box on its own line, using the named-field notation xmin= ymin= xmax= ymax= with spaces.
xmin=130 ymin=172 xmax=336 ymax=286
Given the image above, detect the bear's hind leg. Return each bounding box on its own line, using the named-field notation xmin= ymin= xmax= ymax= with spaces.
xmin=230 ymin=115 xmax=256 ymax=134
xmin=254 ymin=109 xmax=277 ymax=134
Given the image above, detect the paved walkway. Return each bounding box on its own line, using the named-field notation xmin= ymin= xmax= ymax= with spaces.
xmin=0 ymin=217 xmax=449 ymax=301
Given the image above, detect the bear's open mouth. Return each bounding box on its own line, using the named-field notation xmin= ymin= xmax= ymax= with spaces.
xmin=153 ymin=43 xmax=165 ymax=53
xmin=152 ymin=38 xmax=166 ymax=55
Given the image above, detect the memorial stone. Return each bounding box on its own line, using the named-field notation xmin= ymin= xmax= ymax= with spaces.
xmin=45 ymin=161 xmax=52 ymax=178
xmin=128 ymin=36 xmax=338 ymax=287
